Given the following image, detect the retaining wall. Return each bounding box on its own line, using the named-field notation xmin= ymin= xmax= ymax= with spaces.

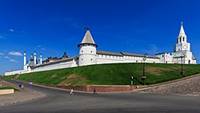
xmin=0 ymin=89 xmax=14 ymax=95
xmin=57 ymin=85 xmax=137 ymax=92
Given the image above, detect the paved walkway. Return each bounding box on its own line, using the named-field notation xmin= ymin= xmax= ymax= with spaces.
xmin=0 ymin=81 xmax=45 ymax=106
xmin=137 ymin=74 xmax=200 ymax=96
xmin=0 ymin=80 xmax=200 ymax=113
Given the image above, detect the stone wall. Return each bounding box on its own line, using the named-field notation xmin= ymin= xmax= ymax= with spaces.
xmin=58 ymin=85 xmax=136 ymax=92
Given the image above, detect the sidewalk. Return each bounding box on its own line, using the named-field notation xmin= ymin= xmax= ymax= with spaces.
xmin=0 ymin=81 xmax=46 ymax=107
xmin=11 ymin=73 xmax=200 ymax=95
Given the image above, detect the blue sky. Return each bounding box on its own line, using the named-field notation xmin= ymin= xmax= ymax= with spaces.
xmin=0 ymin=0 xmax=200 ymax=74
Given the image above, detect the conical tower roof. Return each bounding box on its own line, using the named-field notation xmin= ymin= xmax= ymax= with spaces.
xmin=79 ymin=29 xmax=96 ymax=47
xmin=178 ymin=22 xmax=186 ymax=37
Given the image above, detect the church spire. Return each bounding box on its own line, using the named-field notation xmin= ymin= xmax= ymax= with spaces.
xmin=179 ymin=21 xmax=186 ymax=37
xmin=175 ymin=21 xmax=190 ymax=52
xmin=177 ymin=21 xmax=187 ymax=44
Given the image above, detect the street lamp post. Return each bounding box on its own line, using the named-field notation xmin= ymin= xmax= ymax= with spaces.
xmin=142 ymin=54 xmax=147 ymax=85
xmin=130 ymin=75 xmax=134 ymax=90
xmin=180 ymin=53 xmax=185 ymax=76
xmin=131 ymin=75 xmax=134 ymax=86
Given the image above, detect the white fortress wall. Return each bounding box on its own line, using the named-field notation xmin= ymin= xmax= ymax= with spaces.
xmin=96 ymin=54 xmax=160 ymax=64
xmin=96 ymin=54 xmax=124 ymax=64
xmin=31 ymin=59 xmax=77 ymax=72
xmin=145 ymin=58 xmax=160 ymax=63
xmin=4 ymin=70 xmax=28 ymax=76
xmin=122 ymin=56 xmax=143 ymax=63
xmin=4 ymin=59 xmax=78 ymax=76
xmin=156 ymin=53 xmax=174 ymax=64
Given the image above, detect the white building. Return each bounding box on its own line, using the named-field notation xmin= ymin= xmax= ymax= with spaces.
xmin=4 ymin=22 xmax=197 ymax=76
xmin=156 ymin=22 xmax=196 ymax=64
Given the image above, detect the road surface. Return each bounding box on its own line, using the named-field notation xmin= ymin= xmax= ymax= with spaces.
xmin=0 ymin=81 xmax=200 ymax=113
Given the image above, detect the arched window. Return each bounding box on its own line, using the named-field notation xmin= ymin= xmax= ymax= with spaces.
xmin=183 ymin=37 xmax=185 ymax=42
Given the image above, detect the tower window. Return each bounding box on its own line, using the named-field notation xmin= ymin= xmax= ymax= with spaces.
xmin=91 ymin=51 xmax=92 ymax=53
xmin=183 ymin=37 xmax=185 ymax=42
xmin=91 ymin=58 xmax=93 ymax=61
xmin=180 ymin=38 xmax=181 ymax=43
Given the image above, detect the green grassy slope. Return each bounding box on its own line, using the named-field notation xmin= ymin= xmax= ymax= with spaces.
xmin=0 ymin=86 xmax=18 ymax=91
xmin=4 ymin=63 xmax=200 ymax=86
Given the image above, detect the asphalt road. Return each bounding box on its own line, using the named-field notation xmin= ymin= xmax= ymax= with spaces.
xmin=0 ymin=81 xmax=200 ymax=113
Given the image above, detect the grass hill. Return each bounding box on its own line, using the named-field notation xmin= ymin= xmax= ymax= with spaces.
xmin=4 ymin=63 xmax=200 ymax=86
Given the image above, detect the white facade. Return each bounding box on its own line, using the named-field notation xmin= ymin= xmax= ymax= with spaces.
xmin=156 ymin=22 xmax=196 ymax=64
xmin=4 ymin=22 xmax=197 ymax=76
xmin=31 ymin=59 xmax=77 ymax=72
xmin=78 ymin=30 xmax=97 ymax=66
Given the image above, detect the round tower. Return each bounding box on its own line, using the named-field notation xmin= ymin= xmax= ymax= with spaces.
xmin=78 ymin=29 xmax=97 ymax=66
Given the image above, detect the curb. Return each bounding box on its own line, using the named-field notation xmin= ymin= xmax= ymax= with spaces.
xmin=9 ymin=74 xmax=200 ymax=94
xmin=12 ymin=80 xmax=140 ymax=94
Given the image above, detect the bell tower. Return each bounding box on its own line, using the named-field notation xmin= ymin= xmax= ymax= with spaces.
xmin=174 ymin=22 xmax=196 ymax=64
xmin=175 ymin=22 xmax=190 ymax=52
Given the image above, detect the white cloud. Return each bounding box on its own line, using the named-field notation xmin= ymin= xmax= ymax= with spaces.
xmin=9 ymin=59 xmax=17 ymax=63
xmin=3 ymin=56 xmax=18 ymax=63
xmin=0 ymin=52 xmax=4 ymax=56
xmin=8 ymin=51 xmax=23 ymax=56
xmin=4 ymin=56 xmax=10 ymax=59
xmin=9 ymin=28 xmax=15 ymax=32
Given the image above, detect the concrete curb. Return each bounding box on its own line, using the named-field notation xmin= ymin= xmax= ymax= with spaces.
xmin=0 ymin=89 xmax=14 ymax=95
xmin=11 ymin=74 xmax=200 ymax=94
xmin=13 ymin=80 xmax=139 ymax=94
